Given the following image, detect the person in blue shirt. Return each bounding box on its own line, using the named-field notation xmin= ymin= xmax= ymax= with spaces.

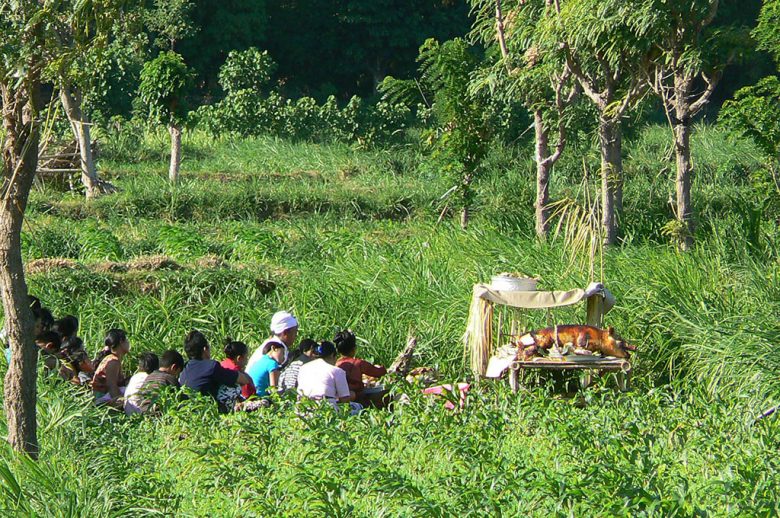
xmin=247 ymin=341 xmax=286 ymax=396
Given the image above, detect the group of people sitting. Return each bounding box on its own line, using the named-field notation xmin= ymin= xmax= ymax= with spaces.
xmin=18 ymin=303 xmax=390 ymax=416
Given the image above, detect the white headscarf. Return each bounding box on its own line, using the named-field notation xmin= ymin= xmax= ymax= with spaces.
xmin=270 ymin=311 xmax=298 ymax=335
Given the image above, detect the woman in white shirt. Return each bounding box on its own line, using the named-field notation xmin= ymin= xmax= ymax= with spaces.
xmin=297 ymin=341 xmax=362 ymax=414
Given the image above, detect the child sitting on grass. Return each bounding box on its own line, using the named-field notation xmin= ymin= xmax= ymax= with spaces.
xmin=58 ymin=336 xmax=94 ymax=384
xmin=247 ymin=341 xmax=285 ymax=398
xmin=179 ymin=330 xmax=252 ymax=413
xmin=35 ymin=331 xmax=61 ymax=372
xmin=129 ymin=350 xmax=186 ymax=415
xmin=4 ymin=296 xmax=52 ymax=363
xmin=52 ymin=315 xmax=79 ymax=342
xmin=297 ymin=341 xmax=361 ymax=415
xmin=91 ymin=329 xmax=131 ymax=406
xmin=279 ymin=338 xmax=318 ymax=392
xmin=217 ymin=340 xmax=257 ymax=411
xmin=334 ymin=329 xmax=387 ymax=407
xmin=124 ymin=352 xmax=160 ymax=415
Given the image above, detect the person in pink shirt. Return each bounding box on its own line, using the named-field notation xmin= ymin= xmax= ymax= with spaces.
xmin=220 ymin=340 xmax=256 ymax=399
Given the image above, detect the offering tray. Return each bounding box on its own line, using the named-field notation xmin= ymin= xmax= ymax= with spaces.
xmin=510 ymin=355 xmax=631 ymax=392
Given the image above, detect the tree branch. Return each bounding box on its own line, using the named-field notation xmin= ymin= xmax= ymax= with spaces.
xmin=564 ymin=46 xmax=603 ymax=106
xmin=495 ymin=0 xmax=510 ymax=67
xmin=702 ymin=0 xmax=719 ymax=28
xmin=541 ymin=66 xmax=579 ymax=167
xmin=614 ymin=75 xmax=648 ymax=118
xmin=688 ymin=69 xmax=721 ymax=116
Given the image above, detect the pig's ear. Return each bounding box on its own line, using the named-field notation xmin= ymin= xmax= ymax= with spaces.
xmin=607 ymin=326 xmax=615 ymax=336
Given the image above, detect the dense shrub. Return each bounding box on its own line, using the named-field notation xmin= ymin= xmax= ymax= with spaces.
xmin=196 ymin=93 xmax=411 ymax=147
xmin=193 ymin=48 xmax=411 ymax=147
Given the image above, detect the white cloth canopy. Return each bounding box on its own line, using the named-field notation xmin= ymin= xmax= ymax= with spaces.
xmin=472 ymin=281 xmax=615 ymax=313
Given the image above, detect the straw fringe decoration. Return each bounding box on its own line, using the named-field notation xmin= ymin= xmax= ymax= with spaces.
xmin=464 ymin=290 xmax=493 ymax=376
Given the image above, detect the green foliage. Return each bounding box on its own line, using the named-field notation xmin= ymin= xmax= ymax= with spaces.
xmin=1 ymin=376 xmax=779 ymax=515
xmin=415 ymin=38 xmax=494 ymax=210
xmin=79 ymin=223 xmax=124 ymax=262
xmin=137 ymin=51 xmax=194 ymax=126
xmin=157 ymin=225 xmax=207 ymax=259
xmin=754 ymin=0 xmax=780 ymax=64
xmin=83 ymin=31 xmax=147 ymax=122
xmin=144 ymin=0 xmax=197 ymax=50
xmin=21 ymin=222 xmax=81 ymax=261
xmin=262 ymin=0 xmax=470 ymax=99
xmin=218 ymin=47 xmax=276 ymax=94
xmin=195 ymin=50 xmax=411 ymax=146
xmin=720 ymin=76 xmax=780 ymax=160
xmin=719 ymin=76 xmax=780 ymax=217
xmin=177 ymin=0 xmax=268 ymax=91
xmin=535 ymin=0 xmax=654 ymax=119
xmin=7 ymin=125 xmax=780 ymax=514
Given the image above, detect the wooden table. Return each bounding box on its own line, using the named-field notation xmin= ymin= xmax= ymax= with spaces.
xmin=508 ymin=356 xmax=632 ymax=392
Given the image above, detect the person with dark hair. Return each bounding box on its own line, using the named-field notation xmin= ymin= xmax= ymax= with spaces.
xmin=334 ymin=329 xmax=387 ymax=407
xmin=37 ymin=308 xmax=55 ymax=334
xmin=217 ymin=340 xmax=256 ymax=411
xmin=221 ymin=340 xmax=256 ymax=398
xmin=58 ymin=336 xmax=94 ymax=384
xmin=52 ymin=315 xmax=79 ymax=341
xmin=91 ymin=329 xmax=130 ymax=405
xmin=179 ymin=330 xmax=251 ymax=412
xmin=279 ymin=338 xmax=318 ymax=391
xmin=35 ymin=330 xmax=61 ymax=372
xmin=123 ymin=352 xmax=160 ymax=415
xmin=28 ymin=296 xmax=54 ymax=335
xmin=129 ymin=350 xmax=186 ymax=415
xmin=246 ymin=340 xmax=285 ymax=397
xmin=4 ymin=296 xmax=53 ymax=364
xmin=297 ymin=341 xmax=361 ymax=414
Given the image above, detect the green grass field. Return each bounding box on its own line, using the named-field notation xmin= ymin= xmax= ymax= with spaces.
xmin=0 ymin=125 xmax=778 ymax=516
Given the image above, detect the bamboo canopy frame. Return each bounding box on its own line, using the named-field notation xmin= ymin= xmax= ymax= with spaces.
xmin=464 ymin=282 xmax=615 ymax=376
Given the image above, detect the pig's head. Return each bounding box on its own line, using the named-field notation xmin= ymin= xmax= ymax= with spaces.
xmin=604 ymin=327 xmax=636 ymax=358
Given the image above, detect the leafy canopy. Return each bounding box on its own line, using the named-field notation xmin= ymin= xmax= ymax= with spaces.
xmin=754 ymin=0 xmax=780 ymax=63
xmin=144 ymin=0 xmax=197 ymax=50
xmin=138 ymin=51 xmax=193 ymax=125
xmin=537 ymin=0 xmax=654 ymax=111
xmin=218 ymin=48 xmax=277 ymax=95
xmin=720 ymin=76 xmax=780 ymax=160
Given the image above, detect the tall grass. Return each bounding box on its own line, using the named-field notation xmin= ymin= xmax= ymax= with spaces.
xmin=1 ymin=123 xmax=778 ymax=514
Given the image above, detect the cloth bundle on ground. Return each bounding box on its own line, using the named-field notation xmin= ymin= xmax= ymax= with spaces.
xmin=422 ymin=383 xmax=470 ymax=410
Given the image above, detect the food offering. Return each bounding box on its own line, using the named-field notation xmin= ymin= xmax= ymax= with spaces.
xmin=516 ymin=325 xmax=636 ymax=361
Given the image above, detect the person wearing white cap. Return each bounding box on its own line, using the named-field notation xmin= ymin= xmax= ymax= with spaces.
xmin=245 ymin=311 xmax=299 ymax=394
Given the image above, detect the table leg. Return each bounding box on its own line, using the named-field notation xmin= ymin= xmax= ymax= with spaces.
xmin=509 ymin=368 xmax=519 ymax=393
xmin=580 ymin=371 xmax=592 ymax=389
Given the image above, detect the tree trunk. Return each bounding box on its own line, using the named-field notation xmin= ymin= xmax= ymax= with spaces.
xmin=615 ymin=128 xmax=624 ymax=216
xmin=60 ymin=82 xmax=113 ymax=198
xmin=598 ymin=116 xmax=622 ymax=245
xmin=168 ymin=123 xmax=182 ymax=184
xmin=0 ymin=81 xmax=41 ymax=458
xmin=534 ymin=110 xmax=552 ymax=238
xmin=672 ymin=71 xmax=695 ymax=251
xmin=673 ymin=118 xmax=693 ymax=250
